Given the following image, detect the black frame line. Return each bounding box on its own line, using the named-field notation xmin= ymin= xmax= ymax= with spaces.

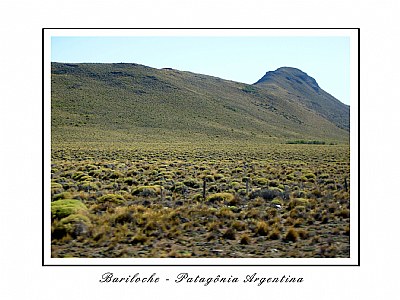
xmin=42 ymin=27 xmax=360 ymax=267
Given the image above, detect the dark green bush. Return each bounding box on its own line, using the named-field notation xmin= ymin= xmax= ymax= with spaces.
xmin=250 ymin=189 xmax=282 ymax=201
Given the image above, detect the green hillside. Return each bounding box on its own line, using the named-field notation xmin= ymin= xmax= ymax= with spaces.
xmin=254 ymin=67 xmax=350 ymax=131
xmin=51 ymin=63 xmax=350 ymax=147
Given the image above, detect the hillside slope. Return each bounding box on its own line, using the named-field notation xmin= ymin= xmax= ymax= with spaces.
xmin=51 ymin=63 xmax=350 ymax=146
xmin=254 ymin=67 xmax=350 ymax=131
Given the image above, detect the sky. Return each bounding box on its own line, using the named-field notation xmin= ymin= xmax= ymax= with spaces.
xmin=51 ymin=36 xmax=350 ymax=104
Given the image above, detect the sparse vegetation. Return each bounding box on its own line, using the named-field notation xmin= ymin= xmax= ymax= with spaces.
xmin=286 ymin=140 xmax=327 ymax=145
xmin=50 ymin=63 xmax=350 ymax=258
xmin=51 ymin=63 xmax=349 ymax=145
xmin=50 ymin=144 xmax=350 ymax=258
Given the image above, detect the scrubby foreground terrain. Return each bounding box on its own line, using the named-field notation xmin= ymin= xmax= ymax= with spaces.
xmin=50 ymin=144 xmax=350 ymax=258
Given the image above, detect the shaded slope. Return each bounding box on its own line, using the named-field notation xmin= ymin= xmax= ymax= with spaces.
xmin=254 ymin=67 xmax=350 ymax=131
xmin=51 ymin=63 xmax=349 ymax=145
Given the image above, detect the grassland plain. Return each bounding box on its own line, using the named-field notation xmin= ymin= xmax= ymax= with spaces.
xmin=50 ymin=143 xmax=350 ymax=258
xmin=50 ymin=63 xmax=350 ymax=258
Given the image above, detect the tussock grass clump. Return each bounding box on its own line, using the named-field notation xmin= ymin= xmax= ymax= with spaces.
xmin=321 ymin=214 xmax=330 ymax=224
xmin=113 ymin=207 xmax=135 ymax=225
xmin=304 ymin=172 xmax=316 ymax=180
xmin=239 ymin=234 xmax=251 ymax=245
xmin=229 ymin=181 xmax=242 ymax=190
xmin=269 ymin=227 xmax=281 ymax=240
xmin=216 ymin=207 xmax=235 ymax=218
xmin=80 ymin=181 xmax=100 ymax=191
xmin=336 ymin=208 xmax=350 ymax=219
xmin=231 ymin=220 xmax=246 ymax=231
xmin=213 ymin=173 xmax=225 ymax=181
xmin=97 ymin=194 xmax=125 ymax=205
xmin=287 ymin=198 xmax=308 ymax=210
xmin=289 ymin=206 xmax=306 ymax=219
xmin=271 ymin=199 xmax=282 ymax=206
xmin=284 ymin=227 xmax=299 ymax=242
xmin=206 ymin=192 xmax=234 ymax=204
xmin=123 ymin=177 xmax=136 ymax=185
xmin=344 ymin=225 xmax=350 ymax=236
xmin=51 ymin=199 xmax=88 ymax=220
xmin=51 ymin=182 xmax=63 ymax=190
xmin=253 ymin=177 xmax=268 ymax=186
xmin=72 ymin=171 xmax=89 ymax=181
xmin=297 ymin=228 xmax=308 ymax=239
xmin=192 ymin=193 xmax=203 ymax=202
xmin=254 ymin=221 xmax=269 ymax=236
xmin=52 ymin=214 xmax=91 ymax=239
xmin=183 ymin=178 xmax=200 ymax=188
xmin=52 ymin=191 xmax=73 ymax=201
xmin=244 ymin=208 xmax=261 ymax=219
xmin=131 ymin=233 xmax=148 ymax=245
xmin=132 ymin=185 xmax=161 ymax=197
xmin=250 ymin=197 xmax=265 ymax=207
xmin=222 ymin=228 xmax=236 ymax=240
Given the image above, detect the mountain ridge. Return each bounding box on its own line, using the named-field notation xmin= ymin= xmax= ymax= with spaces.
xmin=51 ymin=62 xmax=350 ymax=146
xmin=254 ymin=67 xmax=349 ymax=131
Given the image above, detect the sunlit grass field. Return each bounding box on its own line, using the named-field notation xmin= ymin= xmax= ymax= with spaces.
xmin=50 ymin=142 xmax=350 ymax=258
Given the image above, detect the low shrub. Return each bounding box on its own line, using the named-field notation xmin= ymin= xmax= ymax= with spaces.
xmin=287 ymin=198 xmax=308 ymax=210
xmin=286 ymin=140 xmax=326 ymax=145
xmin=113 ymin=208 xmax=135 ymax=225
xmin=124 ymin=177 xmax=136 ymax=186
xmin=269 ymin=227 xmax=281 ymax=240
xmin=304 ymin=172 xmax=316 ymax=180
xmin=344 ymin=225 xmax=350 ymax=236
xmin=52 ymin=214 xmax=91 ymax=239
xmin=297 ymin=229 xmax=308 ymax=239
xmin=52 ymin=191 xmax=73 ymax=201
xmin=289 ymin=206 xmax=306 ymax=219
xmin=216 ymin=206 xmax=235 ymax=218
xmin=72 ymin=171 xmax=88 ymax=181
xmin=253 ymin=177 xmax=268 ymax=186
xmin=80 ymin=181 xmax=99 ymax=192
xmin=213 ymin=173 xmax=225 ymax=181
xmin=131 ymin=233 xmax=148 ymax=245
xmin=132 ymin=186 xmax=160 ymax=197
xmin=206 ymin=192 xmax=234 ymax=204
xmin=250 ymin=188 xmax=282 ymax=201
xmin=192 ymin=193 xmax=203 ymax=201
xmin=271 ymin=199 xmax=282 ymax=206
xmin=239 ymin=234 xmax=251 ymax=245
xmin=284 ymin=227 xmax=299 ymax=242
xmin=231 ymin=220 xmax=246 ymax=231
xmin=51 ymin=182 xmax=63 ymax=190
xmin=336 ymin=208 xmax=350 ymax=218
xmin=222 ymin=228 xmax=236 ymax=240
xmin=183 ymin=178 xmax=200 ymax=188
xmin=97 ymin=194 xmax=125 ymax=205
xmin=51 ymin=199 xmax=88 ymax=220
xmin=254 ymin=221 xmax=269 ymax=236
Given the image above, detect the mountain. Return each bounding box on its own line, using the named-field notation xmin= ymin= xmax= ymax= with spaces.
xmin=51 ymin=63 xmax=350 ymax=146
xmin=254 ymin=67 xmax=350 ymax=131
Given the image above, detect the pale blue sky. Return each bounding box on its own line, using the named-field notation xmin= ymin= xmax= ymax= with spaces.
xmin=52 ymin=36 xmax=350 ymax=104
